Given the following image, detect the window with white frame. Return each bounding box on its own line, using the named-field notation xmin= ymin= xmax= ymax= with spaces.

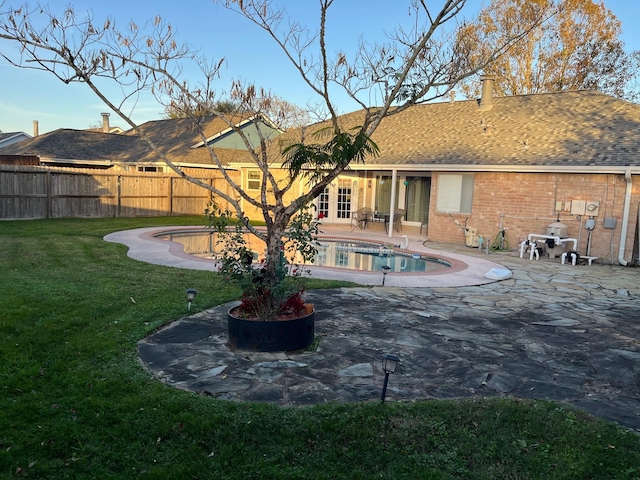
xmin=247 ymin=171 xmax=261 ymax=190
xmin=436 ymin=174 xmax=474 ymax=213
xmin=137 ymin=165 xmax=163 ymax=173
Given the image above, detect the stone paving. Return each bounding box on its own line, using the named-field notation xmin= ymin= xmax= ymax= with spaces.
xmin=138 ymin=247 xmax=640 ymax=432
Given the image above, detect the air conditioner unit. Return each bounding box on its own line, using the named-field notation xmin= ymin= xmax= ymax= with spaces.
xmin=586 ymin=201 xmax=600 ymax=216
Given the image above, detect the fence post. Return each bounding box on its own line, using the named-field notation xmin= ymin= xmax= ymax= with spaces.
xmin=46 ymin=170 xmax=52 ymax=218
xmin=115 ymin=174 xmax=121 ymax=218
xmin=169 ymin=176 xmax=173 ymax=215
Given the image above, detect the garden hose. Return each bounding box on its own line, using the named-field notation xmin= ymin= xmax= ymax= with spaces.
xmin=491 ymin=230 xmax=510 ymax=251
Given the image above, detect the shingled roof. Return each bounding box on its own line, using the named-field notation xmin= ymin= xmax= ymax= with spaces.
xmin=0 ymin=131 xmax=32 ymax=149
xmin=3 ymin=91 xmax=638 ymax=172
xmin=363 ymin=90 xmax=640 ymax=170
xmin=0 ymin=129 xmax=137 ymax=164
xmin=0 ymin=115 xmax=266 ymax=167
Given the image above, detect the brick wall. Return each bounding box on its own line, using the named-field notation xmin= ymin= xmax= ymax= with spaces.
xmin=429 ymin=172 xmax=638 ymax=263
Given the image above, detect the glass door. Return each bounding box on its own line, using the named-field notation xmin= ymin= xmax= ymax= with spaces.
xmin=314 ymin=179 xmax=353 ymax=223
xmin=405 ymin=176 xmax=431 ymax=223
xmin=375 ymin=175 xmax=399 ymax=215
xmin=335 ymin=179 xmax=352 ymax=221
xmin=317 ymin=187 xmax=330 ymax=220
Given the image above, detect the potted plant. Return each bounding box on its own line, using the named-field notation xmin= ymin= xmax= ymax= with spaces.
xmin=206 ymin=201 xmax=320 ymax=351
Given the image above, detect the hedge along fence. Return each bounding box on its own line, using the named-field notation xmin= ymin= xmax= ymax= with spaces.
xmin=0 ymin=165 xmax=240 ymax=219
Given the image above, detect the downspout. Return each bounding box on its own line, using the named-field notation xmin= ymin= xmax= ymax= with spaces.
xmin=618 ymin=168 xmax=633 ymax=266
xmin=388 ymin=169 xmax=398 ymax=237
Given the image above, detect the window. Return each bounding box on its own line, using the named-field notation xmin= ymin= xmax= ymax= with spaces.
xmin=137 ymin=165 xmax=163 ymax=173
xmin=436 ymin=174 xmax=473 ymax=213
xmin=247 ymin=171 xmax=261 ymax=190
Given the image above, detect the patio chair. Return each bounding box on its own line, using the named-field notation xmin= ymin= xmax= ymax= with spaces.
xmin=420 ymin=214 xmax=428 ymax=235
xmin=351 ymin=207 xmax=372 ymax=230
xmin=392 ymin=209 xmax=405 ymax=232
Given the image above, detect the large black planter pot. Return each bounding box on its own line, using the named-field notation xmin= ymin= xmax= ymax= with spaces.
xmin=227 ymin=307 xmax=315 ymax=352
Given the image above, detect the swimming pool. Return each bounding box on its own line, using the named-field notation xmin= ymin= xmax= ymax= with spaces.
xmin=154 ymin=229 xmax=451 ymax=274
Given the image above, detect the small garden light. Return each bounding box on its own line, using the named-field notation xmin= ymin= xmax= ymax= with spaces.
xmin=186 ymin=288 xmax=198 ymax=312
xmin=380 ymin=353 xmax=400 ymax=403
xmin=381 ymin=265 xmax=391 ymax=286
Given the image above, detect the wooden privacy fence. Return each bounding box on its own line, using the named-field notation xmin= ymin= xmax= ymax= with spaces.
xmin=0 ymin=165 xmax=239 ymax=219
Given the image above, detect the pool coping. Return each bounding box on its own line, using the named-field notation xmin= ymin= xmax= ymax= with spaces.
xmin=104 ymin=226 xmax=510 ymax=288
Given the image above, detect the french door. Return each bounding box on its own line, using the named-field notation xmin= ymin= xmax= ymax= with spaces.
xmin=316 ymin=178 xmax=353 ymax=223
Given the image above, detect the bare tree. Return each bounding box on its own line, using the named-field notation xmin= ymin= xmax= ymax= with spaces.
xmin=0 ymin=0 xmax=545 ymax=298
xmin=164 ymin=98 xmax=243 ymax=119
xmin=455 ymin=0 xmax=640 ymax=101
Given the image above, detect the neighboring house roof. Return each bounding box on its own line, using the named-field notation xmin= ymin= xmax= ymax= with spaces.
xmin=0 ymin=129 xmax=137 ymax=166
xmin=0 ymin=131 xmax=32 ymax=149
xmin=0 ymin=115 xmax=275 ymax=168
xmin=128 ymin=115 xmax=280 ymax=165
xmin=189 ymin=114 xmax=283 ymax=149
xmin=362 ymin=90 xmax=640 ymax=171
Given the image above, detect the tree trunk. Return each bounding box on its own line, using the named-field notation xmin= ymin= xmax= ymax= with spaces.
xmin=262 ymin=209 xmax=291 ymax=310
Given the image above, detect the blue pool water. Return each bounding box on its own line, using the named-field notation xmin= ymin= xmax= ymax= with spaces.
xmin=155 ymin=230 xmax=451 ymax=273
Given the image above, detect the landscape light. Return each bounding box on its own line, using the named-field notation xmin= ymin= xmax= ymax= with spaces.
xmin=380 ymin=353 xmax=400 ymax=403
xmin=381 ymin=265 xmax=391 ymax=286
xmin=186 ymin=288 xmax=198 ymax=312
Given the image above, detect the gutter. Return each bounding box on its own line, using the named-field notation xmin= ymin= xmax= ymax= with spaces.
xmin=39 ymin=157 xmax=113 ymax=167
xmin=347 ymin=163 xmax=640 ymax=174
xmin=618 ymin=168 xmax=633 ymax=266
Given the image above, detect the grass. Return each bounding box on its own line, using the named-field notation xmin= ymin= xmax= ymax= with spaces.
xmin=1 ymin=216 xmax=639 ymax=479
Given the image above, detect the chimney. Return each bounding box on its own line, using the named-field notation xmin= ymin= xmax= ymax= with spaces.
xmin=449 ymin=90 xmax=456 ymax=103
xmin=101 ymin=112 xmax=110 ymax=133
xmin=478 ymin=74 xmax=495 ymax=111
xmin=33 ymin=120 xmax=39 ymax=137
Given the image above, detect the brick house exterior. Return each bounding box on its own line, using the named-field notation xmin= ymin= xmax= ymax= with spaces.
xmin=308 ymin=80 xmax=640 ymax=265
xmin=3 ymin=82 xmax=639 ymax=264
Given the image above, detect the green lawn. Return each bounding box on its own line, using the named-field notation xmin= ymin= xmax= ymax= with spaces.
xmin=1 ymin=217 xmax=639 ymax=479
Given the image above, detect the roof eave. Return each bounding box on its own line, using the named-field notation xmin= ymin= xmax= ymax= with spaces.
xmin=173 ymin=162 xmax=233 ymax=170
xmin=347 ymin=163 xmax=640 ymax=174
xmin=40 ymin=157 xmax=113 ymax=167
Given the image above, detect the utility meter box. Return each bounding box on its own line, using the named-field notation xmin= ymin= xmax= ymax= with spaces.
xmin=604 ymin=217 xmax=617 ymax=229
xmin=570 ymin=200 xmax=586 ymax=215
xmin=585 ymin=201 xmax=600 ymax=216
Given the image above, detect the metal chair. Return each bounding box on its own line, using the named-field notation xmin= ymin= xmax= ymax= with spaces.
xmin=351 ymin=207 xmax=372 ymax=230
xmin=420 ymin=215 xmax=428 ymax=235
xmin=392 ymin=209 xmax=405 ymax=232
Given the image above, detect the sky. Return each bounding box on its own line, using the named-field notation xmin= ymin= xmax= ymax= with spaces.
xmin=1 ymin=0 xmax=639 ymax=135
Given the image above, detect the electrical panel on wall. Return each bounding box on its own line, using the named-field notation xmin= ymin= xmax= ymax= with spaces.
xmin=585 ymin=201 xmax=600 ymax=216
xmin=570 ymin=200 xmax=586 ymax=215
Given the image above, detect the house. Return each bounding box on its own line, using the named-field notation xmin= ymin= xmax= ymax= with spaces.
xmin=2 ymin=78 xmax=639 ymax=264
xmin=0 ymin=130 xmax=34 ymax=165
xmin=0 ymin=113 xmax=281 ymax=173
xmin=281 ymin=77 xmax=640 ymax=265
xmin=0 ymin=113 xmax=287 ymax=219
xmin=0 ymin=131 xmax=31 ymax=149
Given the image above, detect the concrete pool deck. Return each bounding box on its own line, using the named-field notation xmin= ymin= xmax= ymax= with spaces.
xmin=104 ymin=225 xmax=510 ymax=288
xmin=105 ymin=226 xmax=640 ymax=431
